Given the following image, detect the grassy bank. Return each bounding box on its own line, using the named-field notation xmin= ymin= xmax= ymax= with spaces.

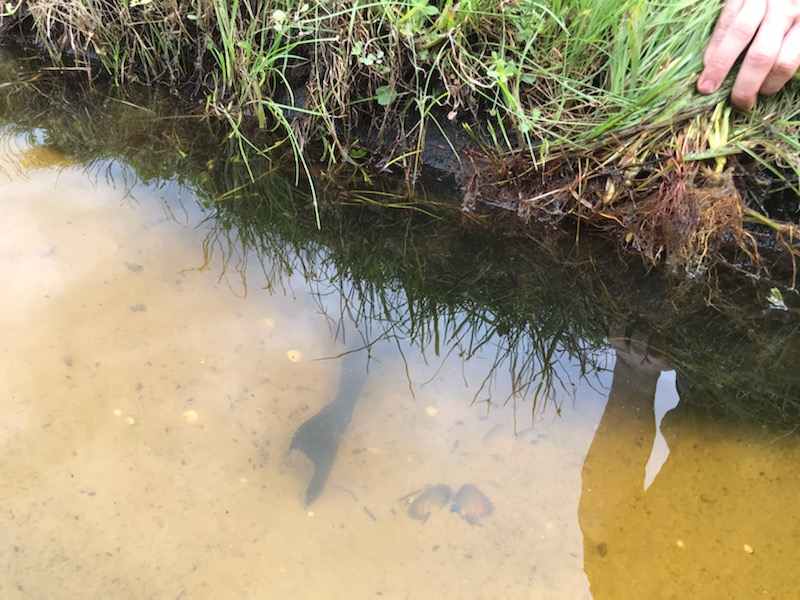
xmin=2 ymin=0 xmax=800 ymax=273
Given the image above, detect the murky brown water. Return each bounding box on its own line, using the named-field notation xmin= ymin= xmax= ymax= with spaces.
xmin=1 ymin=132 xmax=799 ymax=599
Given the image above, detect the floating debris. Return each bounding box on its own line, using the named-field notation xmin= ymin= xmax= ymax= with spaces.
xmin=286 ymin=349 xmax=302 ymax=362
xmin=405 ymin=484 xmax=452 ymax=523
xmin=451 ymin=484 xmax=493 ymax=525
xmin=767 ymin=288 xmax=787 ymax=311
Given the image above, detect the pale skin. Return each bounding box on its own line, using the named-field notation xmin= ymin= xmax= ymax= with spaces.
xmin=697 ymin=0 xmax=800 ymax=109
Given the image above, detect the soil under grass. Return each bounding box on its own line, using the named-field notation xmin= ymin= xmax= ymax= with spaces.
xmin=2 ymin=0 xmax=800 ymax=277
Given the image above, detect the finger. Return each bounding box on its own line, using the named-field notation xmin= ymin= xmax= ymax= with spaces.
xmin=703 ymin=0 xmax=746 ymax=67
xmin=698 ymin=0 xmax=767 ymax=95
xmin=730 ymin=8 xmax=791 ymax=108
xmin=759 ymin=22 xmax=800 ymax=94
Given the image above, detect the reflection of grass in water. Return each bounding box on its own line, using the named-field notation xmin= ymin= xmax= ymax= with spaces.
xmin=660 ymin=287 xmax=800 ymax=428
xmin=339 ymin=255 xmax=606 ymax=417
xmin=172 ymin=151 xmax=800 ymax=429
xmin=196 ymin=170 xmax=611 ymax=418
xmin=1 ymin=58 xmax=798 ymax=428
xmin=0 ymin=57 xmax=215 ymax=187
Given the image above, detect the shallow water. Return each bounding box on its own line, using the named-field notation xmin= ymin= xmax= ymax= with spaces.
xmin=1 ymin=131 xmax=799 ymax=599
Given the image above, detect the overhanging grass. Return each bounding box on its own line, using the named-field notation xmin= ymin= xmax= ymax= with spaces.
xmin=2 ymin=0 xmax=800 ymax=271
xmin=2 ymin=1 xmax=796 ymax=160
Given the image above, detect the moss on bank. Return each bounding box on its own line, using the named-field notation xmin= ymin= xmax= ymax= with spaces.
xmin=2 ymin=0 xmax=800 ymax=275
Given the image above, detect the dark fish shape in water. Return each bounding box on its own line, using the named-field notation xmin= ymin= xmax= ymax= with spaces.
xmin=407 ymin=484 xmax=452 ymax=523
xmin=289 ymin=350 xmax=367 ymax=505
xmin=451 ymin=484 xmax=493 ymax=525
xmin=289 ymin=398 xmax=356 ymax=506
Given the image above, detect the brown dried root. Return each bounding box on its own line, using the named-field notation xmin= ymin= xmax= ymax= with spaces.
xmin=626 ymin=167 xmax=757 ymax=273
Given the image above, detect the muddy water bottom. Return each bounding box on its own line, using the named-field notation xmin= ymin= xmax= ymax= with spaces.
xmin=1 ymin=138 xmax=799 ymax=599
xmin=0 ymin=149 xmax=598 ymax=598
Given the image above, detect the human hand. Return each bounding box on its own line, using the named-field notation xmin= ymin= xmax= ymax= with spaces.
xmin=697 ymin=0 xmax=800 ymax=110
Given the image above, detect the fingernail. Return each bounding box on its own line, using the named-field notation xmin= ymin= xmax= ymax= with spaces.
xmin=697 ymin=75 xmax=716 ymax=95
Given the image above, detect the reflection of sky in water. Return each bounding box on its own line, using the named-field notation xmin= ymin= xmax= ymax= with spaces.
xmin=1 ymin=132 xmax=799 ymax=599
xmin=645 ymin=370 xmax=679 ymax=490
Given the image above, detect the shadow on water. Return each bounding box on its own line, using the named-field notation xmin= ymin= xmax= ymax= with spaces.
xmin=3 ymin=49 xmax=800 ymax=597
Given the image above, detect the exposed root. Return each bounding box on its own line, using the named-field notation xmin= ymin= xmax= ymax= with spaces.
xmin=461 ymin=147 xmax=779 ymax=277
xmin=624 ymin=168 xmax=754 ymax=273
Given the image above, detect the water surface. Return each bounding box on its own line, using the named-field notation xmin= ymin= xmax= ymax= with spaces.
xmin=1 ymin=126 xmax=799 ymax=599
